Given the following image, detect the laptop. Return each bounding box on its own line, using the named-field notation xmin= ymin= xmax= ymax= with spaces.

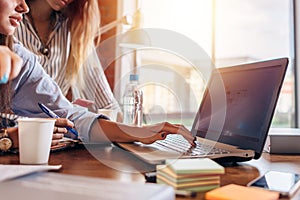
xmin=116 ymin=58 xmax=289 ymax=164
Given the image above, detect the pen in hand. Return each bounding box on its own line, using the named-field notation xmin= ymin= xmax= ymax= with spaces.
xmin=38 ymin=103 xmax=78 ymax=138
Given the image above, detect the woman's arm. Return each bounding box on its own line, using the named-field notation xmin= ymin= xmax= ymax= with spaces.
xmin=11 ymin=44 xmax=195 ymax=147
xmin=90 ymin=119 xmax=196 ymax=146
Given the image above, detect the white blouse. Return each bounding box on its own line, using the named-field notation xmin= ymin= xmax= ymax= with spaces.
xmin=14 ymin=12 xmax=121 ymax=112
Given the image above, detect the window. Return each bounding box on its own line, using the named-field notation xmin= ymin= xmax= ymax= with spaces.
xmin=117 ymin=0 xmax=295 ymax=127
xmin=213 ymin=0 xmax=294 ymax=127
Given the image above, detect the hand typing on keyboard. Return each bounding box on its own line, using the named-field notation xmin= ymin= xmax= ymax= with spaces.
xmin=114 ymin=122 xmax=196 ymax=146
xmin=147 ymin=122 xmax=196 ymax=147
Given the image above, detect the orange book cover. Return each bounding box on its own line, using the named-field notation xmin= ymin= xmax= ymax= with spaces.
xmin=205 ymin=184 xmax=279 ymax=200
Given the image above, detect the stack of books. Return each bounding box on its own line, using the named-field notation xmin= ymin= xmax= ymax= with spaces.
xmin=157 ymin=158 xmax=225 ymax=192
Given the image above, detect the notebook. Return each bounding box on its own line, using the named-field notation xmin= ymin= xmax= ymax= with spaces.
xmin=116 ymin=58 xmax=289 ymax=164
xmin=268 ymin=128 xmax=300 ymax=154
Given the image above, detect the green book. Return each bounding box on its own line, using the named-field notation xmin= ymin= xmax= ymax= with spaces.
xmin=165 ymin=158 xmax=225 ymax=175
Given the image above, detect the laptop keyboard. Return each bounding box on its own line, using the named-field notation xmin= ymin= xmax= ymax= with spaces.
xmin=155 ymin=135 xmax=231 ymax=156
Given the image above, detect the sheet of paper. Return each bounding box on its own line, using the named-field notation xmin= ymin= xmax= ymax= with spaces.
xmin=0 ymin=172 xmax=175 ymax=200
xmin=0 ymin=164 xmax=61 ymax=182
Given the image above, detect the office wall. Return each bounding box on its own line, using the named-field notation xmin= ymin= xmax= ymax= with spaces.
xmin=99 ymin=0 xmax=118 ymax=89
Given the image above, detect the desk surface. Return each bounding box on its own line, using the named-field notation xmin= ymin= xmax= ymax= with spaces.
xmin=1 ymin=144 xmax=300 ymax=200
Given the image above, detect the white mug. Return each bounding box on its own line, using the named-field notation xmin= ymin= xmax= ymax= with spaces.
xmin=17 ymin=118 xmax=56 ymax=164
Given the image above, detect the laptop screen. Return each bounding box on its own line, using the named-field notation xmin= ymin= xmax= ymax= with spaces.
xmin=191 ymin=58 xmax=288 ymax=158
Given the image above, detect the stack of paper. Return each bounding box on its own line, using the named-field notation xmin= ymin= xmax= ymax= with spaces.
xmin=157 ymin=158 xmax=225 ymax=192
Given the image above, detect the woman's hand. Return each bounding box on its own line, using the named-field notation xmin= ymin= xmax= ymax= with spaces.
xmin=52 ymin=118 xmax=74 ymax=146
xmin=134 ymin=122 xmax=196 ymax=146
xmin=0 ymin=46 xmax=22 ymax=84
xmin=7 ymin=118 xmax=75 ymax=149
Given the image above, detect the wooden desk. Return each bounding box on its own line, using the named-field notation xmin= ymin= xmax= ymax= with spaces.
xmin=1 ymin=144 xmax=300 ymax=200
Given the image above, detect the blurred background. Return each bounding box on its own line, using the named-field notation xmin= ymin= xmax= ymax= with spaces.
xmin=98 ymin=0 xmax=296 ymax=128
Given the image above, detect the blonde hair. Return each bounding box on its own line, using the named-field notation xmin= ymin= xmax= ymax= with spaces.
xmin=66 ymin=0 xmax=101 ymax=85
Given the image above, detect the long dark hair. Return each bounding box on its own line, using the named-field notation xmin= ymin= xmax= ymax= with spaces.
xmin=0 ymin=34 xmax=12 ymax=114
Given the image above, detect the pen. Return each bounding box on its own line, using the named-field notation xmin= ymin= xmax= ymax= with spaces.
xmin=38 ymin=103 xmax=78 ymax=137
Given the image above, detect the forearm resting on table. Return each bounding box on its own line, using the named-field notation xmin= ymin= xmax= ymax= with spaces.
xmin=89 ymin=119 xmax=195 ymax=145
xmin=90 ymin=119 xmax=140 ymax=143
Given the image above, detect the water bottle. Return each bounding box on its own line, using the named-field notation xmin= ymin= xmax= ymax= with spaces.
xmin=123 ymin=74 xmax=143 ymax=126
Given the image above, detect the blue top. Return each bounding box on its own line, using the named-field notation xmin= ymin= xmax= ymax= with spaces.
xmin=11 ymin=43 xmax=100 ymax=143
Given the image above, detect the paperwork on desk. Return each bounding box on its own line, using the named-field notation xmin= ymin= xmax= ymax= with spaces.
xmin=0 ymin=164 xmax=62 ymax=182
xmin=0 ymin=172 xmax=175 ymax=200
xmin=268 ymin=128 xmax=300 ymax=154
